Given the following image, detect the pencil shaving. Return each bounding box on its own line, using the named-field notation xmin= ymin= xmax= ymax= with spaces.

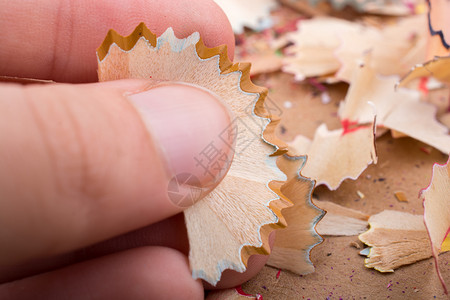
xmin=97 ymin=23 xmax=321 ymax=286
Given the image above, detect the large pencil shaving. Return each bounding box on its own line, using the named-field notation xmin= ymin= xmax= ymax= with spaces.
xmin=266 ymin=155 xmax=324 ymax=275
xmin=359 ymin=210 xmax=434 ymax=272
xmin=288 ymin=122 xmax=377 ymax=190
xmin=420 ymin=157 xmax=450 ymax=294
xmin=339 ymin=54 xmax=450 ymax=154
xmin=96 ymin=23 xmax=321 ymax=285
xmin=336 ymin=15 xmax=427 ymax=82
xmin=283 ymin=17 xmax=354 ymax=80
xmin=283 ymin=16 xmax=427 ymax=83
xmin=315 ymin=200 xmax=369 ymax=236
xmin=382 ymin=99 xmax=450 ymax=154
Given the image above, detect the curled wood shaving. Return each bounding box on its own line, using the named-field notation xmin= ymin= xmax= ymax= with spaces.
xmin=97 ymin=23 xmax=321 ymax=286
xmin=266 ymin=155 xmax=324 ymax=276
xmin=336 ymin=15 xmax=427 ymax=82
xmin=283 ymin=17 xmax=357 ymax=80
xmin=340 ymin=54 xmax=450 ymax=154
xmin=283 ymin=15 xmax=427 ymax=82
xmin=315 ymin=200 xmax=369 ymax=236
xmin=420 ymin=157 xmax=450 ymax=294
xmin=289 ymin=122 xmax=377 ymax=190
xmin=359 ymin=210 xmax=433 ymax=272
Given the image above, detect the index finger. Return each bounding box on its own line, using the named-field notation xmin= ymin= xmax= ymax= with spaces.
xmin=0 ymin=0 xmax=234 ymax=83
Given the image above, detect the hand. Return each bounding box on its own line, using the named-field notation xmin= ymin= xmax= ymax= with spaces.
xmin=0 ymin=0 xmax=269 ymax=299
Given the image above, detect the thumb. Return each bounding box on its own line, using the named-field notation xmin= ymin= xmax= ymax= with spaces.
xmin=0 ymin=80 xmax=233 ymax=266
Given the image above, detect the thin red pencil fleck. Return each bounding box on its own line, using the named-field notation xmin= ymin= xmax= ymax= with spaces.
xmin=419 ymin=77 xmax=429 ymax=96
xmin=276 ymin=269 xmax=282 ymax=279
xmin=420 ymin=146 xmax=432 ymax=154
xmin=236 ymin=286 xmax=253 ymax=297
xmin=341 ymin=119 xmax=366 ymax=135
xmin=308 ymin=78 xmax=327 ymax=92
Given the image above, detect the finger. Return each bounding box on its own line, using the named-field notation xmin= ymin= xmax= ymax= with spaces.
xmin=0 ymin=0 xmax=234 ymax=83
xmin=0 ymin=80 xmax=233 ymax=266
xmin=0 ymin=247 xmax=203 ymax=300
xmin=206 ymin=232 xmax=276 ymax=289
xmin=1 ymin=215 xmax=268 ymax=288
xmin=1 ymin=215 xmax=269 ymax=289
xmin=0 ymin=214 xmax=189 ymax=283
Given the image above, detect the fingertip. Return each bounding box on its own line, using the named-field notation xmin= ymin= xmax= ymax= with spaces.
xmin=0 ymin=247 xmax=204 ymax=300
xmin=196 ymin=0 xmax=235 ymax=60
xmin=129 ymin=83 xmax=234 ymax=207
xmin=0 ymin=0 xmax=235 ymax=82
xmin=0 ymin=80 xmax=234 ymax=265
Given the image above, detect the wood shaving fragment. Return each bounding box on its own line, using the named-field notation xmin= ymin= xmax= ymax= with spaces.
xmin=394 ymin=191 xmax=408 ymax=202
xmin=283 ymin=15 xmax=427 ymax=82
xmin=315 ymin=200 xmax=369 ymax=236
xmin=420 ymin=157 xmax=450 ymax=294
xmin=267 ymin=156 xmax=324 ymax=275
xmin=357 ymin=190 xmax=365 ymax=199
xmin=282 ymin=17 xmax=357 ymax=80
xmin=289 ymin=122 xmax=377 ymax=190
xmin=359 ymin=210 xmax=433 ymax=272
xmin=339 ymin=53 xmax=417 ymax=123
xmin=382 ymin=96 xmax=450 ymax=154
xmin=340 ymin=54 xmax=450 ymax=154
xmin=246 ymin=54 xmax=283 ymax=76
xmin=350 ymin=241 xmax=362 ymax=249
xmin=336 ymin=14 xmax=427 ymax=82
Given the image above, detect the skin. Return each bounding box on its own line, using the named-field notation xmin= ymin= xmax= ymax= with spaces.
xmin=0 ymin=1 xmax=270 ymax=299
